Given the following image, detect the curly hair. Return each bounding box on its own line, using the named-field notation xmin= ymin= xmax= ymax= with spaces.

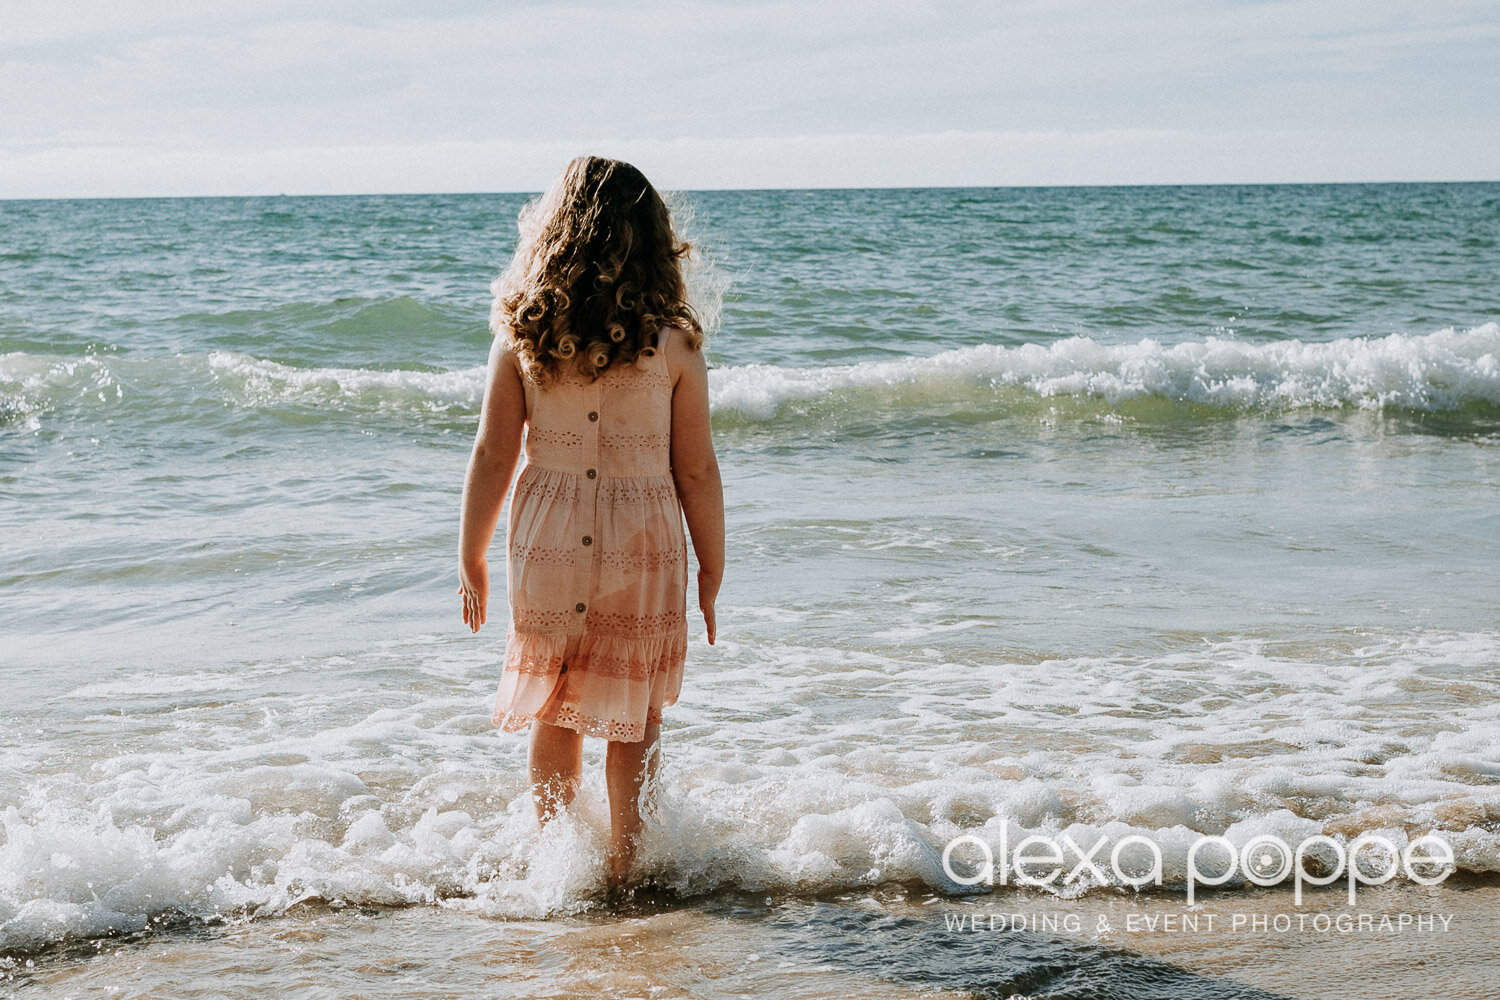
xmin=490 ymin=156 xmax=704 ymax=382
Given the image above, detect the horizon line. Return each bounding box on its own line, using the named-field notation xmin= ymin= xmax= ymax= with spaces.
xmin=4 ymin=177 xmax=1498 ymax=204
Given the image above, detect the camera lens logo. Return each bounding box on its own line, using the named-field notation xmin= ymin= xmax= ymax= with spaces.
xmin=1242 ymin=835 xmax=1293 ymax=885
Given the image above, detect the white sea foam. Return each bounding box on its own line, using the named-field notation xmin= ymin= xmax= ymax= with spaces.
xmin=194 ymin=325 xmax=1500 ymax=422
xmin=3 ymin=630 xmax=1498 ymax=955
xmin=0 ymin=352 xmax=121 ymax=432
xmin=219 ymin=323 xmax=1497 ymax=422
xmin=206 ymin=352 xmax=484 ymax=414
xmin=710 ymin=324 xmax=1500 ymax=419
xmin=6 ymin=326 xmax=1497 ymax=433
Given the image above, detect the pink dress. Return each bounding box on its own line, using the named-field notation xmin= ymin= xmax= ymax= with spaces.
xmin=491 ymin=330 xmax=688 ymax=742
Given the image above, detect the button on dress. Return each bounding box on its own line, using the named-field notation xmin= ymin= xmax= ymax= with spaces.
xmin=491 ymin=331 xmax=688 ymax=742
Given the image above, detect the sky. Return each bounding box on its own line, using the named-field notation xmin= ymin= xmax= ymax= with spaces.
xmin=2 ymin=0 xmax=1498 ymax=197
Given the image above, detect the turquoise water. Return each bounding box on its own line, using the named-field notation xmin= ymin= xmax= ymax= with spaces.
xmin=2 ymin=184 xmax=1498 ymax=995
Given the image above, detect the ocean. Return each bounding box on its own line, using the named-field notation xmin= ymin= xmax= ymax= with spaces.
xmin=2 ymin=183 xmax=1498 ymax=998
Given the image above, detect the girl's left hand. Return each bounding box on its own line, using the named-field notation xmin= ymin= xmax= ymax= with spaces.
xmin=459 ymin=558 xmax=489 ymax=633
xmin=697 ymin=568 xmax=720 ymax=645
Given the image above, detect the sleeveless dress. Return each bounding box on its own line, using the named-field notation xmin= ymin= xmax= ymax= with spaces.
xmin=491 ymin=329 xmax=688 ymax=742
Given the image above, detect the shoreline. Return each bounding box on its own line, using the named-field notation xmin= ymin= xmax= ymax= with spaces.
xmin=9 ymin=875 xmax=1498 ymax=998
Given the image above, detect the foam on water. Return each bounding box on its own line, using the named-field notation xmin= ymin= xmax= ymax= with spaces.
xmin=5 ymin=326 xmax=1497 ymax=437
xmin=3 ymin=630 xmax=1497 ymax=956
xmin=711 ymin=324 xmax=1500 ymax=420
xmin=206 ymin=351 xmax=483 ymax=415
xmin=0 ymin=351 xmax=484 ymax=434
xmin=0 ymin=352 xmax=122 ymax=434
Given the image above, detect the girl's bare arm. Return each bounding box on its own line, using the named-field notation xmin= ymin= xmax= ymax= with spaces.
xmin=458 ymin=336 xmax=527 ymax=633
xmin=668 ymin=333 xmax=725 ymax=644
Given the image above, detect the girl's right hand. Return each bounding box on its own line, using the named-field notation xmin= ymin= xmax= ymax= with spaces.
xmin=460 ymin=558 xmax=489 ymax=634
xmin=697 ymin=569 xmax=720 ymax=645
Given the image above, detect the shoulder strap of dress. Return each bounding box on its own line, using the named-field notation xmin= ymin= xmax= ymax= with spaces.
xmin=657 ymin=324 xmax=670 ymax=353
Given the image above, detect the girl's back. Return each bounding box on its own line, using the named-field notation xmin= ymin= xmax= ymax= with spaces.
xmin=496 ymin=330 xmax=688 ymax=743
xmin=520 ymin=332 xmax=673 ymax=481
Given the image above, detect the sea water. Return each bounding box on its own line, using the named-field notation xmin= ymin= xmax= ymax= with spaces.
xmin=1 ymin=185 xmax=1498 ymax=989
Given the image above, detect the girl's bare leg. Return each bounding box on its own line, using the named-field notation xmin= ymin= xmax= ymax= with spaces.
xmin=604 ymin=721 xmax=661 ymax=889
xmin=529 ymin=720 xmax=583 ymax=824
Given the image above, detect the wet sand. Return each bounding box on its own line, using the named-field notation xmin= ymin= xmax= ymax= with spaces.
xmin=8 ymin=877 xmax=1496 ymax=999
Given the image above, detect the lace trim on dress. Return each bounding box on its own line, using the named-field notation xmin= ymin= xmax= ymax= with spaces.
xmin=599 ymin=548 xmax=685 ymax=571
xmin=495 ymin=703 xmax=664 ymax=742
xmin=510 ymin=608 xmax=688 ymax=638
xmin=600 ymin=432 xmax=670 ymax=452
xmin=511 ymin=608 xmax=578 ymax=633
xmin=546 ymin=703 xmax=664 ymax=742
xmin=526 ymin=427 xmax=584 ymax=448
xmin=584 ymin=609 xmax=687 ymax=638
xmin=598 ymin=360 xmax=669 ymax=391
xmin=507 ymin=543 xmax=580 ymax=567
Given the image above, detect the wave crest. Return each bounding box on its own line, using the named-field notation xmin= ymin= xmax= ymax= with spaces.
xmin=206 ymin=351 xmax=483 ymax=414
xmin=711 ymin=324 xmax=1500 ymax=421
xmin=6 ymin=326 xmax=1497 ymax=435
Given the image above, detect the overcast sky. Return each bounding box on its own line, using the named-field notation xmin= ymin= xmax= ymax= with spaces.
xmin=2 ymin=0 xmax=1498 ymax=197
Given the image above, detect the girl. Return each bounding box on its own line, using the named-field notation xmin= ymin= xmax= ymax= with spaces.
xmin=457 ymin=156 xmax=724 ymax=889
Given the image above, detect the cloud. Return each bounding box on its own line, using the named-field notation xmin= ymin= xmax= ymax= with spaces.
xmin=1 ymin=0 xmax=1497 ymax=195
xmin=4 ymin=126 xmax=1496 ymax=198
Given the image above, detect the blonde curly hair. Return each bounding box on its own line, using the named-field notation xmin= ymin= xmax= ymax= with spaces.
xmin=490 ymin=156 xmax=704 ymax=381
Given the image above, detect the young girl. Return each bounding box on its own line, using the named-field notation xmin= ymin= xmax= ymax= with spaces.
xmin=457 ymin=156 xmax=724 ymax=889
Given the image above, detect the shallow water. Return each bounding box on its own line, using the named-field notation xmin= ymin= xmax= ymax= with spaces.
xmin=11 ymin=882 xmax=1497 ymax=999
xmin=2 ymin=185 xmax=1498 ymax=994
